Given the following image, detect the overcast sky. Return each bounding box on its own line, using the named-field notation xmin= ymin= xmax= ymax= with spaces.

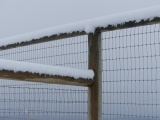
xmin=0 ymin=0 xmax=160 ymax=39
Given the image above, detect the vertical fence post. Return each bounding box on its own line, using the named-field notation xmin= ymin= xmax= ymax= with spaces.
xmin=88 ymin=32 xmax=102 ymax=120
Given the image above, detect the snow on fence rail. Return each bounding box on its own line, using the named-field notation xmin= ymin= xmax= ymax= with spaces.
xmin=0 ymin=6 xmax=160 ymax=50
xmin=0 ymin=59 xmax=94 ymax=87
xmin=0 ymin=5 xmax=160 ymax=120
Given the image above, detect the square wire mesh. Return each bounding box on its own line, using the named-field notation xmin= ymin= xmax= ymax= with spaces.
xmin=0 ymin=35 xmax=88 ymax=120
xmin=102 ymin=24 xmax=160 ymax=120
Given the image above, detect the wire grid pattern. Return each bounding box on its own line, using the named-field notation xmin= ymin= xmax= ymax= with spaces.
xmin=102 ymin=24 xmax=160 ymax=120
xmin=0 ymin=35 xmax=88 ymax=120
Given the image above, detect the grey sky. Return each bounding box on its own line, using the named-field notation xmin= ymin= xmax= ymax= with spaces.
xmin=0 ymin=0 xmax=160 ymax=39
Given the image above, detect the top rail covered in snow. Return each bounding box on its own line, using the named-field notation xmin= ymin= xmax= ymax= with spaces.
xmin=1 ymin=6 xmax=160 ymax=50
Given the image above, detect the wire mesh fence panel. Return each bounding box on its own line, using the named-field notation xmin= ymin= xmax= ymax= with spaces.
xmin=0 ymin=35 xmax=88 ymax=120
xmin=102 ymin=24 xmax=160 ymax=120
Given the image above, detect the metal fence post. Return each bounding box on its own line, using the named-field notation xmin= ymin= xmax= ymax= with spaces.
xmin=88 ymin=32 xmax=102 ymax=120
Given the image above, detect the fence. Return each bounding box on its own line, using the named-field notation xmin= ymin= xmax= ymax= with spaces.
xmin=102 ymin=24 xmax=160 ymax=120
xmin=0 ymin=36 xmax=89 ymax=120
xmin=0 ymin=7 xmax=160 ymax=120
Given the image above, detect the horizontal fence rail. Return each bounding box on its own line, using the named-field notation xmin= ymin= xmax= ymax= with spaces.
xmin=0 ymin=17 xmax=160 ymax=51
xmin=0 ymin=69 xmax=93 ymax=87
